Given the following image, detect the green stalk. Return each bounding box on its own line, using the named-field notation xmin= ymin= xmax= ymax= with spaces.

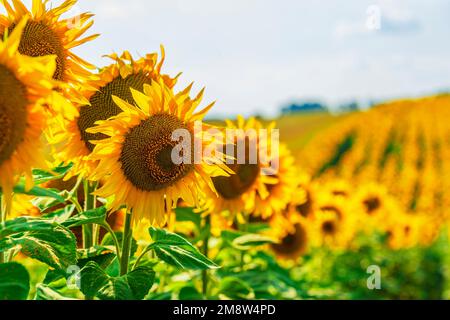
xmin=239 ymin=212 xmax=249 ymax=270
xmin=0 ymin=193 xmax=4 ymax=264
xmin=201 ymin=215 xmax=211 ymax=298
xmin=120 ymin=211 xmax=133 ymax=276
xmin=82 ymin=180 xmax=97 ymax=248
xmin=102 ymin=223 xmax=121 ymax=262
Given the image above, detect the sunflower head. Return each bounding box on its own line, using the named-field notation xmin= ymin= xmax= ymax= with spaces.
xmin=270 ymin=222 xmax=309 ymax=260
xmin=87 ymin=80 xmax=230 ymax=226
xmin=207 ymin=116 xmax=278 ymax=216
xmin=252 ymin=143 xmax=298 ymax=219
xmin=52 ymin=48 xmax=179 ymax=179
xmin=0 ymin=17 xmax=57 ymax=209
xmin=0 ymin=0 xmax=98 ymax=82
xmin=310 ymin=208 xmax=354 ymax=249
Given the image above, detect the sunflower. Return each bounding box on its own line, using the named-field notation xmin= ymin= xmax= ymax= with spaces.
xmin=269 ymin=210 xmax=309 ymax=260
xmin=0 ymin=0 xmax=97 ymax=82
xmin=0 ymin=18 xmax=57 ymax=210
xmin=285 ymin=174 xmax=316 ymax=219
xmin=205 ymin=116 xmax=278 ymax=218
xmin=0 ymin=0 xmax=98 ymax=119
xmin=353 ymin=183 xmax=402 ymax=232
xmin=252 ymin=144 xmax=298 ymax=219
xmin=52 ymin=49 xmax=179 ymax=179
xmin=310 ymin=207 xmax=354 ymax=249
xmin=9 ymin=194 xmax=40 ymax=218
xmin=384 ymin=214 xmax=421 ymax=250
xmin=321 ymin=179 xmax=353 ymax=198
xmin=87 ymin=80 xmax=231 ymax=226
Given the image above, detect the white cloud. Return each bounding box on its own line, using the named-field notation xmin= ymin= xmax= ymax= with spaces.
xmin=4 ymin=0 xmax=449 ymax=116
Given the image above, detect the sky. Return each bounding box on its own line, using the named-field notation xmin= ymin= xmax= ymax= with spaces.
xmin=7 ymin=0 xmax=450 ymax=117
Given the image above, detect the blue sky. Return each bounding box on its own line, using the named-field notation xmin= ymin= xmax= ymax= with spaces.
xmin=9 ymin=0 xmax=450 ymax=117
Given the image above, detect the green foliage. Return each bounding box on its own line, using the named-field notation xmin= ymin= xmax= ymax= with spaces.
xmin=0 ymin=217 xmax=77 ymax=271
xmin=148 ymin=227 xmax=218 ymax=270
xmin=62 ymin=207 xmax=107 ymax=228
xmin=13 ymin=184 xmax=65 ymax=204
xmin=31 ymin=164 xmax=74 ymax=185
xmin=35 ymin=284 xmax=76 ymax=300
xmin=0 ymin=262 xmax=30 ymax=300
xmin=316 ymin=131 xmax=356 ymax=177
xmin=79 ymin=262 xmax=155 ymax=300
xmin=1 ymin=182 xmax=448 ymax=301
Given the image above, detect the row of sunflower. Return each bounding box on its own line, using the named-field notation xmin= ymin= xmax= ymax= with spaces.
xmin=0 ymin=0 xmax=448 ymax=300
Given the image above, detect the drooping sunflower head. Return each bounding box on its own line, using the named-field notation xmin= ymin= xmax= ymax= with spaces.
xmin=270 ymin=221 xmax=309 ymax=260
xmin=252 ymin=143 xmax=299 ymax=219
xmin=310 ymin=208 xmax=354 ymax=249
xmin=0 ymin=17 xmax=57 ymax=209
xmin=384 ymin=214 xmax=423 ymax=250
xmin=206 ymin=116 xmax=278 ymax=217
xmin=0 ymin=0 xmax=98 ymax=82
xmin=322 ymin=179 xmax=353 ymax=198
xmin=87 ymin=80 xmax=230 ymax=226
xmin=353 ymin=183 xmax=402 ymax=232
xmin=52 ymin=48 xmax=179 ymax=179
xmin=284 ymin=174 xmax=315 ymax=219
xmin=314 ymin=188 xmax=356 ymax=224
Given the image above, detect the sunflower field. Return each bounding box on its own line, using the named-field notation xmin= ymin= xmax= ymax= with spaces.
xmin=0 ymin=0 xmax=449 ymax=302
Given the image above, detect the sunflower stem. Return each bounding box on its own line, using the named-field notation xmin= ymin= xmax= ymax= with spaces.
xmin=102 ymin=223 xmax=121 ymax=262
xmin=120 ymin=211 xmax=133 ymax=276
xmin=201 ymin=215 xmax=211 ymax=298
xmin=0 ymin=192 xmax=4 ymax=264
xmin=82 ymin=180 xmax=97 ymax=248
xmin=239 ymin=212 xmax=249 ymax=270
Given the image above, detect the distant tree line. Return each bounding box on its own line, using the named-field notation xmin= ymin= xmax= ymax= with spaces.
xmin=281 ymin=100 xmax=360 ymax=115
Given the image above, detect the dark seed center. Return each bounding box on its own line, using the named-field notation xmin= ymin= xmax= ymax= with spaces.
xmin=212 ymin=139 xmax=260 ymax=200
xmin=11 ymin=21 xmax=66 ymax=80
xmin=77 ymin=72 xmax=152 ymax=152
xmin=363 ymin=197 xmax=381 ymax=214
xmin=322 ymin=221 xmax=337 ymax=235
xmin=271 ymin=223 xmax=307 ymax=256
xmin=119 ymin=114 xmax=194 ymax=191
xmin=0 ymin=64 xmax=28 ymax=165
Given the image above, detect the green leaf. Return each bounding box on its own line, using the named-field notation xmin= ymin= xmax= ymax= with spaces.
xmin=77 ymin=246 xmax=116 ymax=267
xmin=13 ymin=184 xmax=65 ymax=203
xmin=102 ymin=232 xmax=137 ymax=257
xmin=232 ymin=234 xmax=275 ymax=250
xmin=0 ymin=217 xmax=77 ymax=271
xmin=32 ymin=197 xmax=63 ymax=213
xmin=179 ymin=286 xmax=203 ymax=300
xmin=79 ymin=262 xmax=154 ymax=300
xmin=125 ymin=267 xmax=155 ymax=300
xmin=96 ymin=277 xmax=133 ymax=300
xmin=79 ymin=261 xmax=110 ymax=299
xmin=217 ymin=277 xmax=255 ymax=300
xmin=0 ymin=262 xmax=30 ymax=300
xmin=0 ymin=217 xmax=57 ymax=238
xmin=43 ymin=205 xmax=76 ymax=224
xmin=62 ymin=206 xmax=107 ymax=228
xmin=148 ymin=227 xmax=218 ymax=270
xmin=32 ymin=163 xmax=74 ymax=185
xmin=247 ymin=222 xmax=271 ymax=233
xmin=15 ymin=229 xmax=76 ymax=271
xmin=35 ymin=284 xmax=77 ymax=300
xmin=221 ymin=230 xmax=246 ymax=243
xmin=175 ymin=207 xmax=202 ymax=227
xmin=44 ymin=246 xmax=116 ymax=285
